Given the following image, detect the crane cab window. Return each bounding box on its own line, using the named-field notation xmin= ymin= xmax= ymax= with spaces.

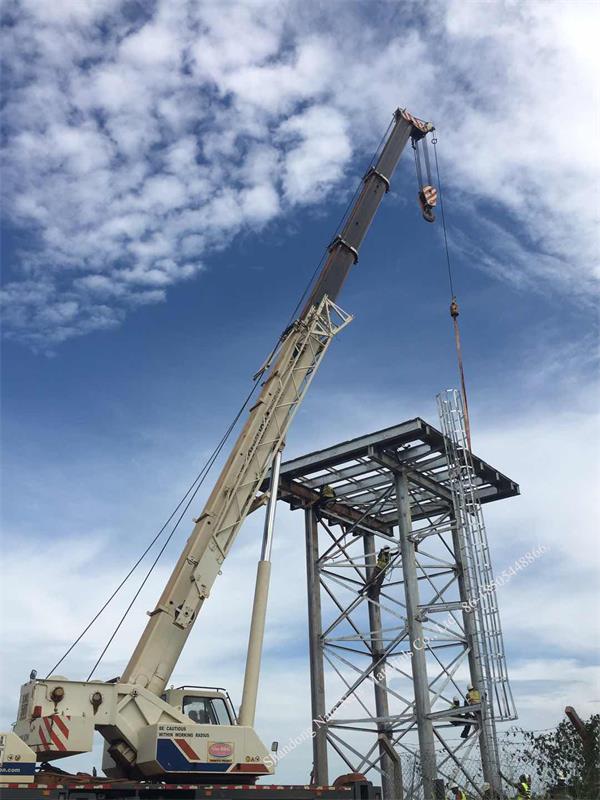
xmin=183 ymin=696 xmax=232 ymax=725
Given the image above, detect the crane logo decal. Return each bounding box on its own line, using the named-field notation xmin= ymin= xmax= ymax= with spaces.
xmin=36 ymin=715 xmax=70 ymax=753
xmin=207 ymin=741 xmax=233 ymax=761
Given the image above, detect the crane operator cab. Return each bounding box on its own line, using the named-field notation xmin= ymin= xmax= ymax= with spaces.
xmin=163 ymin=686 xmax=235 ymax=726
xmin=103 ymin=684 xmax=275 ymax=783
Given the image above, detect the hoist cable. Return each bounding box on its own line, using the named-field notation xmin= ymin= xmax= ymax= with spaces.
xmin=413 ymin=139 xmax=424 ymax=189
xmin=432 ymin=137 xmax=455 ymax=298
xmin=432 ymin=136 xmax=472 ymax=450
xmin=422 ymin=136 xmax=433 ymax=186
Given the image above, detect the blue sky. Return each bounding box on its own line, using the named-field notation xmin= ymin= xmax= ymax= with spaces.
xmin=1 ymin=0 xmax=599 ymax=782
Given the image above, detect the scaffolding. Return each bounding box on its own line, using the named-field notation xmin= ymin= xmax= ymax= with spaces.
xmin=273 ymin=412 xmax=519 ymax=799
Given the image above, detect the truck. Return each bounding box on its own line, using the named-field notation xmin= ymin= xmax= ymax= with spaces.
xmin=0 ymin=106 xmax=435 ymax=799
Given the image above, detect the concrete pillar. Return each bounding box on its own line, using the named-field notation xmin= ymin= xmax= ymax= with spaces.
xmin=451 ymin=513 xmax=502 ymax=797
xmin=305 ymin=508 xmax=329 ymax=785
xmin=395 ymin=470 xmax=438 ymax=799
xmin=363 ymin=533 xmax=403 ymax=800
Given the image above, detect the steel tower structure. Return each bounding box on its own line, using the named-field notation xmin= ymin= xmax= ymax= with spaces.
xmin=273 ymin=406 xmax=519 ymax=799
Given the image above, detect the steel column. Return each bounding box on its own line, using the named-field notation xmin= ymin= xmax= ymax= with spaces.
xmin=305 ymin=508 xmax=329 ymax=785
xmin=395 ymin=470 xmax=438 ymax=798
xmin=363 ymin=533 xmax=403 ymax=800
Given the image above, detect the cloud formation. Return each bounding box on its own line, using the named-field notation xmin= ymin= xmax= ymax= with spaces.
xmin=1 ymin=0 xmax=598 ymax=348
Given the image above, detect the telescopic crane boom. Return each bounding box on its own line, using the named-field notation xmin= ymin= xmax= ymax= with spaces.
xmin=7 ymin=108 xmax=434 ymax=786
xmin=121 ymin=108 xmax=431 ymax=698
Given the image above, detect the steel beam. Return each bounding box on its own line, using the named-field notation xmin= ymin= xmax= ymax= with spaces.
xmin=279 ymin=478 xmax=392 ymax=535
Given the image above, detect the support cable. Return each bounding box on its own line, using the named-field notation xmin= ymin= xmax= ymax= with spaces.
xmin=48 ymin=375 xmax=262 ymax=680
xmin=85 ymin=375 xmax=262 ymax=679
xmin=432 ymin=137 xmax=472 ymax=451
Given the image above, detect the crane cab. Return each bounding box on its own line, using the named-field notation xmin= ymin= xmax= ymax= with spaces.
xmin=163 ymin=686 xmax=236 ymax=726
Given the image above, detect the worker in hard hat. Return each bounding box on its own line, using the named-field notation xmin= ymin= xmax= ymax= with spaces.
xmin=320 ymin=484 xmax=336 ymax=503
xmin=459 ymin=684 xmax=482 ymax=739
xmin=449 ymin=785 xmax=467 ymax=800
xmin=481 ymin=782 xmax=492 ymax=799
xmin=372 ymin=545 xmax=391 ymax=591
xmin=500 ymin=771 xmax=531 ymax=799
xmin=376 ymin=546 xmax=391 ymax=571
xmin=466 ymin=685 xmax=480 ymax=705
xmin=449 ymin=695 xmax=462 ymax=726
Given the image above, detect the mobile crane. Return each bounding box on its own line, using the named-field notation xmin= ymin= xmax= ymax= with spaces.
xmin=0 ymin=107 xmax=434 ymax=798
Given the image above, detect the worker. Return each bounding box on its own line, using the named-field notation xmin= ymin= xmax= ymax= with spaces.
xmin=449 ymin=696 xmax=462 ymax=726
xmin=548 ymin=771 xmax=570 ymax=799
xmin=188 ymin=709 xmax=200 ymax=723
xmin=449 ymin=785 xmax=467 ymax=800
xmin=460 ymin=684 xmax=481 ymax=739
xmin=500 ymin=771 xmax=531 ymax=799
xmin=320 ymin=484 xmax=336 ymax=504
xmin=372 ymin=545 xmax=391 ymax=591
xmin=376 ymin=545 xmax=391 ymax=571
xmin=466 ymin=684 xmax=481 ymax=705
xmin=480 ymin=782 xmax=492 ymax=799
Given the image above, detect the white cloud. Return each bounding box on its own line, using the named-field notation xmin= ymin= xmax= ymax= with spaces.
xmin=1 ymin=0 xmax=598 ymax=350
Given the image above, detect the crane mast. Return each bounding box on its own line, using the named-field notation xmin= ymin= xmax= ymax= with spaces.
xmin=121 ymin=108 xmax=433 ymax=697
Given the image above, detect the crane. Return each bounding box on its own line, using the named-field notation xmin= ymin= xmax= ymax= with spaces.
xmin=3 ymin=107 xmax=434 ymax=787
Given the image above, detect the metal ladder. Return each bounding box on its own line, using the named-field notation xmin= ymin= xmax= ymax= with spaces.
xmin=437 ymin=389 xmax=517 ymax=722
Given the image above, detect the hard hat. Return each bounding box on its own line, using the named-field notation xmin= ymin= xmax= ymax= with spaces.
xmin=557 ymin=771 xmax=566 ymax=780
xmin=482 ymin=783 xmax=490 ymax=791
xmin=467 ymin=685 xmax=474 ymax=690
xmin=519 ymin=774 xmax=527 ymax=782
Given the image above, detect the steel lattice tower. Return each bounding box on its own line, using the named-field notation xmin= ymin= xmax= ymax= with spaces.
xmin=272 ymin=405 xmax=518 ymax=799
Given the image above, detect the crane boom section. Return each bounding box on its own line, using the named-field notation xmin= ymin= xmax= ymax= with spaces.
xmin=299 ymin=110 xmax=429 ymax=317
xmin=121 ymin=109 xmax=430 ymax=697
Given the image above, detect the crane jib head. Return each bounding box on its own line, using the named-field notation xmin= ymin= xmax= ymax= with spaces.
xmin=397 ymin=107 xmax=435 ymax=139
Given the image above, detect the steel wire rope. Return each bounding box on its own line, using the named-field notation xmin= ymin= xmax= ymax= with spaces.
xmin=432 ymin=135 xmax=472 ymax=449
xmin=48 ymin=374 xmax=263 ymax=680
xmin=85 ymin=374 xmax=264 ymax=679
xmin=432 ymin=136 xmax=455 ymax=298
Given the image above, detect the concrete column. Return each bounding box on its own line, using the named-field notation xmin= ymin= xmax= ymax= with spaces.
xmin=305 ymin=508 xmax=329 ymax=785
xmin=395 ymin=470 xmax=438 ymax=799
xmin=363 ymin=533 xmax=403 ymax=800
xmin=451 ymin=513 xmax=502 ymax=797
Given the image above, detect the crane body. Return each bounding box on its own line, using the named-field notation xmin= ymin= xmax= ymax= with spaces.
xmin=2 ymin=108 xmax=434 ymax=791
